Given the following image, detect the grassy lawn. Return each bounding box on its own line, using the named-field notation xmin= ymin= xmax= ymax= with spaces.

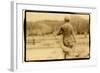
xmin=25 ymin=34 xmax=90 ymax=61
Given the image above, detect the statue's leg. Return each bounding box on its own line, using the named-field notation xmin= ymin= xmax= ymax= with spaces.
xmin=63 ymin=50 xmax=70 ymax=59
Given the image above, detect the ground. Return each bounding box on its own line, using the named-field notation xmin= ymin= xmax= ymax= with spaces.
xmin=25 ymin=34 xmax=90 ymax=61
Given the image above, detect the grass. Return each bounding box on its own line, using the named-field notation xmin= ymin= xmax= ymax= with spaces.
xmin=25 ymin=34 xmax=90 ymax=61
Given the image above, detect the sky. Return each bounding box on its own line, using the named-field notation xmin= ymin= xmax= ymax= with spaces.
xmin=26 ymin=12 xmax=89 ymax=22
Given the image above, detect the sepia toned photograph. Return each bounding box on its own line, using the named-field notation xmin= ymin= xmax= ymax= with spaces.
xmin=23 ymin=10 xmax=90 ymax=62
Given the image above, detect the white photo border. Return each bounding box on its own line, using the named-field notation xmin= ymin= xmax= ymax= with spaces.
xmin=11 ymin=1 xmax=97 ymax=71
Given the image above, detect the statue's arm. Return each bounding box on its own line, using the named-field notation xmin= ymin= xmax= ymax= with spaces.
xmin=57 ymin=27 xmax=63 ymax=35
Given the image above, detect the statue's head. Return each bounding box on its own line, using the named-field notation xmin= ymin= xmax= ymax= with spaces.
xmin=64 ymin=15 xmax=70 ymax=22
